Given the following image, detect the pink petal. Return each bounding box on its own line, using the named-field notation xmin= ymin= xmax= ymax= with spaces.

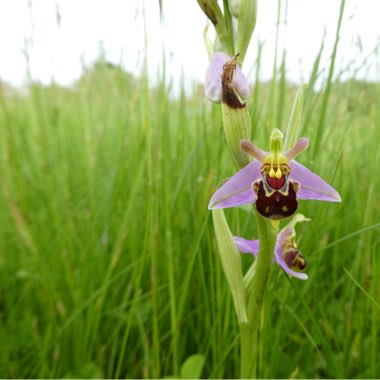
xmin=284 ymin=137 xmax=309 ymax=160
xmin=208 ymin=160 xmax=261 ymax=209
xmin=240 ymin=140 xmax=267 ymax=161
xmin=289 ymin=161 xmax=341 ymax=202
xmin=205 ymin=52 xmax=250 ymax=103
xmin=233 ymin=236 xmax=259 ymax=256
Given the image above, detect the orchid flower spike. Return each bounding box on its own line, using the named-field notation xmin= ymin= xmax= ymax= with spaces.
xmin=208 ymin=128 xmax=341 ymax=220
xmin=205 ymin=52 xmax=250 ymax=103
xmin=234 ymin=214 xmax=311 ymax=280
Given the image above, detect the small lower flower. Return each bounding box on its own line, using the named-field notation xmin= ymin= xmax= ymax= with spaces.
xmin=234 ymin=214 xmax=310 ymax=280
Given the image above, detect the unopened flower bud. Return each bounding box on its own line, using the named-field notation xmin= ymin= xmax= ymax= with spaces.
xmin=197 ymin=0 xmax=231 ymax=53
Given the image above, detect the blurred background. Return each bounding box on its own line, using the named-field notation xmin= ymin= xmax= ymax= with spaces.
xmin=1 ymin=0 xmax=380 ymax=90
xmin=0 ymin=0 xmax=379 ymax=378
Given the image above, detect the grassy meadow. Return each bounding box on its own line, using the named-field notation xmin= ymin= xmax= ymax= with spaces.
xmin=1 ymin=32 xmax=380 ymax=379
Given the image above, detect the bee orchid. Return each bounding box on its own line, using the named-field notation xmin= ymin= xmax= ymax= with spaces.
xmin=234 ymin=214 xmax=310 ymax=280
xmin=208 ymin=129 xmax=341 ymax=220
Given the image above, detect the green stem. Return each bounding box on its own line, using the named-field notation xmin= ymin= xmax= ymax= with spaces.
xmin=240 ymin=214 xmax=277 ymax=379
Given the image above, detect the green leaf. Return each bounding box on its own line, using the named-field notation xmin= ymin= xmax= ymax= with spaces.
xmin=236 ymin=0 xmax=257 ymax=65
xmin=212 ymin=209 xmax=248 ymax=323
xmin=180 ymin=354 xmax=205 ymax=379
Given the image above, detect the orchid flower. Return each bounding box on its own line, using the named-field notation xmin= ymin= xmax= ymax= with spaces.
xmin=205 ymin=52 xmax=250 ymax=103
xmin=208 ymin=128 xmax=341 ymax=219
xmin=234 ymin=214 xmax=310 ymax=280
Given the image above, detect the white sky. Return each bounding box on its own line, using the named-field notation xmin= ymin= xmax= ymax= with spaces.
xmin=0 ymin=0 xmax=379 ymax=91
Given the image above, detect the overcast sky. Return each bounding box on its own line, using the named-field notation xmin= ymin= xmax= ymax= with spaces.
xmin=0 ymin=0 xmax=379 ymax=91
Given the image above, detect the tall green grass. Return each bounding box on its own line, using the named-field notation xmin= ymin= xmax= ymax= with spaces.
xmin=0 ymin=23 xmax=380 ymax=380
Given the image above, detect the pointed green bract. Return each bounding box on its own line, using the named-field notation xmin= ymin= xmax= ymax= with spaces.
xmin=221 ymin=102 xmax=251 ymax=168
xmin=243 ymin=259 xmax=256 ymax=294
xmin=203 ymin=24 xmax=214 ymax=60
xmin=212 ymin=209 xmax=248 ymax=323
xmin=283 ymin=83 xmax=307 ymax=151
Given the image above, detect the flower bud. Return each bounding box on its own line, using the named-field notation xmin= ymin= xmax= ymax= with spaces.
xmin=196 ymin=0 xmax=221 ymax=25
xmin=197 ymin=0 xmax=231 ymax=53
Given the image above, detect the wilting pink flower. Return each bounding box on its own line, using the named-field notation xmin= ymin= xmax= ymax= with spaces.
xmin=205 ymin=52 xmax=250 ymax=103
xmin=234 ymin=215 xmax=310 ymax=280
xmin=208 ymin=129 xmax=341 ymax=219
